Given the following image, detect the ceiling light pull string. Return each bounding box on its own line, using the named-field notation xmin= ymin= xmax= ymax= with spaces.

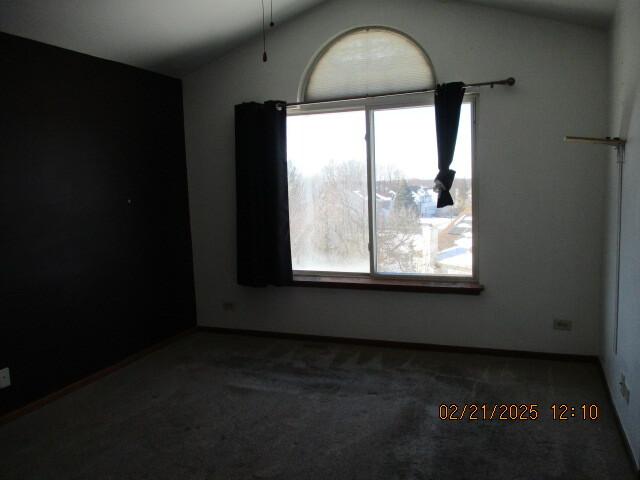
xmin=261 ymin=0 xmax=268 ymax=62
xmin=270 ymin=0 xmax=274 ymax=27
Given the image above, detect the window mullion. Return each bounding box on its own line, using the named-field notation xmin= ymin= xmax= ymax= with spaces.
xmin=365 ymin=107 xmax=377 ymax=276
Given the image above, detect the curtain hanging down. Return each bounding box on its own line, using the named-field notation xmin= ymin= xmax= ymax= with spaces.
xmin=235 ymin=101 xmax=292 ymax=287
xmin=434 ymin=82 xmax=466 ymax=208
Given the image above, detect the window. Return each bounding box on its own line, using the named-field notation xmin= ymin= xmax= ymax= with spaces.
xmin=301 ymin=27 xmax=436 ymax=102
xmin=287 ymin=110 xmax=370 ymax=273
xmin=287 ymin=28 xmax=477 ymax=287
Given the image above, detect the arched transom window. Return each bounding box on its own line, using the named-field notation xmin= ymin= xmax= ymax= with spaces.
xmin=301 ymin=27 xmax=436 ymax=102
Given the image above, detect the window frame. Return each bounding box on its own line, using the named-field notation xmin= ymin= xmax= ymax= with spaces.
xmin=286 ymin=92 xmax=480 ymax=285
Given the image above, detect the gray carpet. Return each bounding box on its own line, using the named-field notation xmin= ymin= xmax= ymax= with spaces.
xmin=0 ymin=331 xmax=635 ymax=480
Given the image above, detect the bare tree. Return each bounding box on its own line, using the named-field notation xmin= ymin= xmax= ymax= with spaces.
xmin=287 ymin=164 xmax=307 ymax=264
xmin=288 ymin=160 xmax=430 ymax=273
xmin=376 ymin=178 xmax=422 ymax=272
xmin=312 ymin=160 xmax=368 ymax=263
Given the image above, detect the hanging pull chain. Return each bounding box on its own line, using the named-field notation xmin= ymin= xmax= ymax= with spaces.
xmin=261 ymin=0 xmax=267 ymax=62
xmin=270 ymin=0 xmax=274 ymax=27
xmin=260 ymin=0 xmax=275 ymax=62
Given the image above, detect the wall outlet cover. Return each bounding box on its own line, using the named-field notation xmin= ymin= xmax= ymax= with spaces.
xmin=553 ymin=319 xmax=573 ymax=331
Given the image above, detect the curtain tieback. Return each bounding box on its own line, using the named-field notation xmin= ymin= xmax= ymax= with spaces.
xmin=434 ymin=169 xmax=456 ymax=193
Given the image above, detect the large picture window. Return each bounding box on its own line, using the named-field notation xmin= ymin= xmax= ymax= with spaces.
xmin=286 ymin=27 xmax=476 ymax=285
xmin=287 ymin=95 xmax=476 ymax=281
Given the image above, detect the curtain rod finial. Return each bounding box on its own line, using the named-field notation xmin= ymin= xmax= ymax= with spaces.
xmin=506 ymin=77 xmax=516 ymax=86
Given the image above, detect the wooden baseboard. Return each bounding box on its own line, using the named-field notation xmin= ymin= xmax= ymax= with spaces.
xmin=0 ymin=327 xmax=196 ymax=426
xmin=197 ymin=325 xmax=598 ymax=363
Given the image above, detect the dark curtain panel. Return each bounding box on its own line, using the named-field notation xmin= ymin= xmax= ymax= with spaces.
xmin=434 ymin=82 xmax=466 ymax=208
xmin=235 ymin=101 xmax=292 ymax=287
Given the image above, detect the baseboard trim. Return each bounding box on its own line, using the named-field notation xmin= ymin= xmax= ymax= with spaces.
xmin=0 ymin=327 xmax=196 ymax=426
xmin=197 ymin=326 xmax=598 ymax=363
xmin=597 ymin=362 xmax=640 ymax=476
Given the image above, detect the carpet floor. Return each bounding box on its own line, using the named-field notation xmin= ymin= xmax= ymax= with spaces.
xmin=0 ymin=331 xmax=636 ymax=479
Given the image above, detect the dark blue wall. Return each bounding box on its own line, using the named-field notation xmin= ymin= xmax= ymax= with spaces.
xmin=0 ymin=32 xmax=196 ymax=415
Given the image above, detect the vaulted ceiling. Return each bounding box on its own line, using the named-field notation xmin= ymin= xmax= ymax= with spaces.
xmin=457 ymin=0 xmax=616 ymax=28
xmin=0 ymin=0 xmax=617 ymax=77
xmin=0 ymin=0 xmax=326 ymax=77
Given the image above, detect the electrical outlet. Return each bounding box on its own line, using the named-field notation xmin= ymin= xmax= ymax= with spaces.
xmin=0 ymin=367 xmax=10 ymax=389
xmin=222 ymin=302 xmax=235 ymax=312
xmin=553 ymin=319 xmax=573 ymax=331
xmin=620 ymin=374 xmax=630 ymax=404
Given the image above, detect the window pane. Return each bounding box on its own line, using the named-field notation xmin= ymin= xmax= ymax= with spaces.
xmin=287 ymin=111 xmax=369 ymax=272
xmin=373 ymin=104 xmax=473 ymax=276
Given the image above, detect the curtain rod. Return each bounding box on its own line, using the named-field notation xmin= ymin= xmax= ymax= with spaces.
xmin=286 ymin=77 xmax=515 ymax=108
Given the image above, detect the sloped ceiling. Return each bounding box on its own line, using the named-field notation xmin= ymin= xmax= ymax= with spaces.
xmin=0 ymin=0 xmax=616 ymax=77
xmin=0 ymin=0 xmax=326 ymax=77
xmin=456 ymin=0 xmax=616 ymax=28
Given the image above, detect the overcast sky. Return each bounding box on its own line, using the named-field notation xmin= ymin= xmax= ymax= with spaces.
xmin=287 ymin=104 xmax=472 ymax=181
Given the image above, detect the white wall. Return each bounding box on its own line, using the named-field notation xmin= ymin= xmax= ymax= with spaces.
xmin=602 ymin=0 xmax=640 ymax=468
xmin=182 ymin=0 xmax=609 ymax=355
